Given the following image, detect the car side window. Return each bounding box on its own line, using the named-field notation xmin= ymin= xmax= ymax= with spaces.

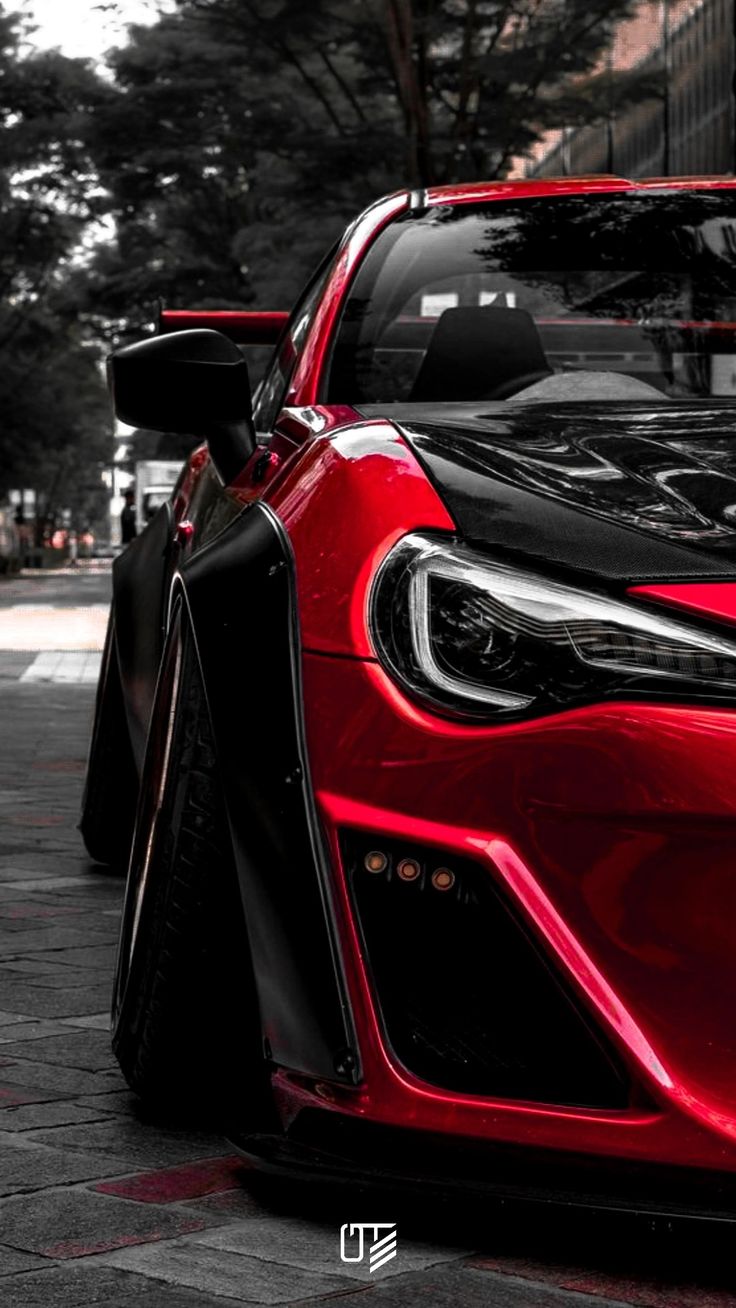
xmin=253 ymin=352 xmax=292 ymax=436
xmin=252 ymin=250 xmax=336 ymax=434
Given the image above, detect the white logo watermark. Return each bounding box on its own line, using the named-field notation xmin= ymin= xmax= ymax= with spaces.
xmin=339 ymin=1223 xmax=397 ymax=1273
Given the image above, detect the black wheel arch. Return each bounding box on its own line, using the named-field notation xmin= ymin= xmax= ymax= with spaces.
xmin=112 ymin=501 xmax=175 ymax=774
xmin=173 ymin=501 xmax=359 ymax=1087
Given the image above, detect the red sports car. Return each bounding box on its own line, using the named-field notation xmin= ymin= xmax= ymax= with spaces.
xmin=83 ymin=176 xmax=736 ymax=1218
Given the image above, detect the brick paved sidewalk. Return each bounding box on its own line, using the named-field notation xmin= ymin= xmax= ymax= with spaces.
xmin=2 ymin=681 xmax=736 ymax=1306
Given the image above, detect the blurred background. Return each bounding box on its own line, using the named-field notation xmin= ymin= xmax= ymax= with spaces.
xmin=0 ymin=0 xmax=732 ymax=564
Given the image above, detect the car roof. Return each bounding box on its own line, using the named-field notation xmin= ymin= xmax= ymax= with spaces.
xmin=421 ymin=174 xmax=736 ymax=207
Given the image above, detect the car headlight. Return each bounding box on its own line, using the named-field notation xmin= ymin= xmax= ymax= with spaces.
xmin=370 ymin=534 xmax=736 ymax=721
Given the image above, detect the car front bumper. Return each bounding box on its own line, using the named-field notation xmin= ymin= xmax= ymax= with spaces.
xmin=284 ymin=649 xmax=736 ymax=1181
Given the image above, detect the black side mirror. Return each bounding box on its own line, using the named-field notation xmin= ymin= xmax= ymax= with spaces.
xmin=108 ymin=329 xmax=255 ymax=485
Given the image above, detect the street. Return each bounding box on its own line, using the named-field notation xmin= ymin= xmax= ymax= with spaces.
xmin=1 ymin=565 xmax=736 ymax=1307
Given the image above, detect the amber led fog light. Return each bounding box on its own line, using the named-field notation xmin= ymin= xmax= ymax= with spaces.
xmin=364 ymin=851 xmax=388 ymax=874
xmin=396 ymin=857 xmax=421 ymax=882
xmin=432 ymin=867 xmax=455 ymax=892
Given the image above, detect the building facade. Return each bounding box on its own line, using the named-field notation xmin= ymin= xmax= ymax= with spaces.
xmin=529 ymin=0 xmax=735 ymax=178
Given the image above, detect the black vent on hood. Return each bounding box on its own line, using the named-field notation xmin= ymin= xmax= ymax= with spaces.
xmin=369 ymin=401 xmax=736 ymax=582
xmin=342 ymin=832 xmax=630 ymax=1107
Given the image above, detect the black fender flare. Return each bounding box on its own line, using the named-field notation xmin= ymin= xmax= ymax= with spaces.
xmin=175 ymin=501 xmax=359 ymax=1086
xmin=112 ymin=502 xmax=174 ymax=773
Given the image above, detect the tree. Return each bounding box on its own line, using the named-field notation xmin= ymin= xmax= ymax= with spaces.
xmin=76 ymin=2 xmax=374 ymax=335
xmin=374 ymin=0 xmax=661 ymax=184
xmin=0 ymin=4 xmax=112 ymax=520
xmin=177 ymin=0 xmax=661 ymax=185
xmin=79 ymin=0 xmax=660 ymax=338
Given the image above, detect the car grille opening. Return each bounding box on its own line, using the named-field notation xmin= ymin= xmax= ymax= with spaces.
xmin=341 ymin=833 xmax=630 ymax=1108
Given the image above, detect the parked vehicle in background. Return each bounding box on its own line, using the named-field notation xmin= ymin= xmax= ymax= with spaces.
xmin=133 ymin=460 xmax=182 ymax=534
xmin=83 ymin=175 xmax=736 ymax=1221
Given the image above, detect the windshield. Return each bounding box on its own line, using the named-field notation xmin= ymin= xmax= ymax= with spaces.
xmin=327 ymin=190 xmax=736 ymax=406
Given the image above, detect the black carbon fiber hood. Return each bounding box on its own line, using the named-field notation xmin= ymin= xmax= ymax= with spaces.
xmin=385 ymin=401 xmax=736 ymax=583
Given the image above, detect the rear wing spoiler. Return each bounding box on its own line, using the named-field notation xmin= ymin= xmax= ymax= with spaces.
xmin=159 ymin=309 xmax=289 ymax=345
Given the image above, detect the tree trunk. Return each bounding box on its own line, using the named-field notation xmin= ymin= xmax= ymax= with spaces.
xmin=380 ymin=0 xmax=434 ymax=186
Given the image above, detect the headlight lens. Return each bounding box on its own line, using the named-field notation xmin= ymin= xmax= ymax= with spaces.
xmin=370 ymin=534 xmax=736 ymax=721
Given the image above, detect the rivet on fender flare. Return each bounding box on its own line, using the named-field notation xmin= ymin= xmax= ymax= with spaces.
xmin=333 ymin=1048 xmax=357 ymax=1077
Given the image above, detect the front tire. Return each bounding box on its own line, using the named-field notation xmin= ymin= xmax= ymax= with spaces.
xmin=112 ymin=609 xmax=273 ymax=1128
